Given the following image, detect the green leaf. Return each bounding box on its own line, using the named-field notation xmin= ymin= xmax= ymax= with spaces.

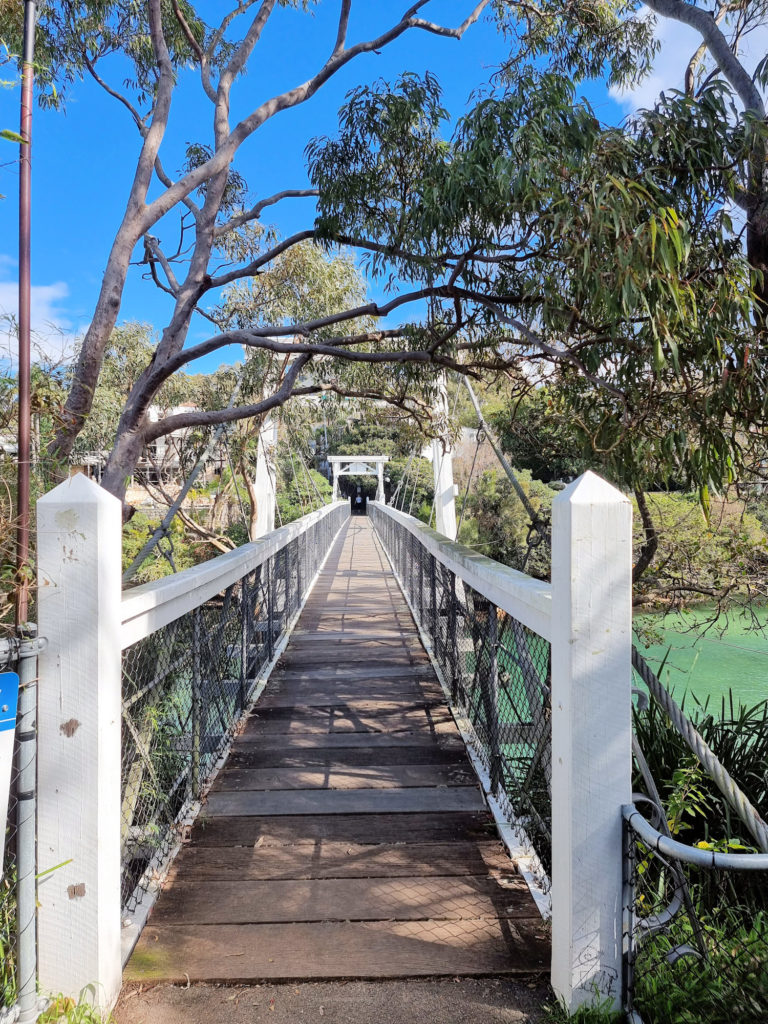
xmin=1 ymin=128 xmax=25 ymax=144
xmin=653 ymin=335 xmax=665 ymax=372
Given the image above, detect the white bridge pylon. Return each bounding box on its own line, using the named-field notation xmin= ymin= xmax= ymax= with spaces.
xmin=328 ymin=455 xmax=390 ymax=503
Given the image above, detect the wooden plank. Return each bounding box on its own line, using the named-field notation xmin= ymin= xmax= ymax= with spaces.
xmin=286 ymin=638 xmax=424 ymax=653
xmin=258 ymin=681 xmax=445 ymax=709
xmin=225 ymin=744 xmax=467 ymax=769
xmin=125 ymin=918 xmax=549 ymax=983
xmin=278 ymin=650 xmax=429 ymax=667
xmin=250 ymin=698 xmax=447 ymax=719
xmin=233 ymin=733 xmax=465 ymax=751
xmin=273 ymin=665 xmax=437 ymax=682
xmin=192 ymin=812 xmax=498 ymax=847
xmin=149 ymin=875 xmax=537 ymax=925
xmin=290 ymin=626 xmax=417 ymax=634
xmin=203 ymin=785 xmax=486 ymax=818
xmin=300 ymin=603 xmax=412 ymax=614
xmin=297 ymin=614 xmax=416 ymax=629
xmin=242 ymin=706 xmax=457 ymax=736
xmin=166 ymin=841 xmax=514 ymax=882
xmin=213 ymin=763 xmax=475 ymax=792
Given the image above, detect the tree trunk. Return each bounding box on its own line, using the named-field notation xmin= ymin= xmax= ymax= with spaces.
xmin=633 ymin=488 xmax=659 ymax=584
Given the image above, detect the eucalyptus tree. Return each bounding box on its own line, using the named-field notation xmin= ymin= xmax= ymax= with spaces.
xmin=311 ymin=70 xmax=765 ymax=505
xmin=1 ymin=0 xmax=765 ymax=519
xmin=1 ymin=0 xmax=502 ymax=508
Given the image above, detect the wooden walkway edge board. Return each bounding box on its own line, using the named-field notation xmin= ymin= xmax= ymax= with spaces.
xmin=166 ymin=841 xmax=516 ymax=882
xmin=192 ymin=811 xmax=499 ymax=847
xmin=148 ymin=874 xmax=539 ymax=925
xmin=125 ymin=919 xmax=549 ymax=983
xmin=212 ymin=763 xmax=476 ymax=791
xmin=126 ymin=518 xmax=549 ymax=985
xmin=203 ymin=784 xmax=487 ymax=817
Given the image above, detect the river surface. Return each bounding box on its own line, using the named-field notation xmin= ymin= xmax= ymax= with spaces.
xmin=634 ymin=606 xmax=768 ymax=711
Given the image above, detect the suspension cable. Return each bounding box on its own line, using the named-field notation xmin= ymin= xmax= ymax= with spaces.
xmin=456 ymin=427 xmax=484 ymax=537
xmin=408 ymin=458 xmax=423 ymax=517
xmin=123 ymin=384 xmax=241 ymax=584
xmin=632 ymin=646 xmax=768 ymax=853
xmin=390 ymin=451 xmax=414 ymax=510
xmin=463 ymin=377 xmax=550 ymax=559
xmin=300 ymin=450 xmax=326 ymax=510
xmin=288 ymin=450 xmax=309 ymax=516
xmin=225 ymin=439 xmax=250 ymax=534
xmin=428 ymin=384 xmax=461 ymax=528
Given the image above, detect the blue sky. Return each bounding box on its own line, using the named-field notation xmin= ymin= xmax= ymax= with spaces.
xmin=0 ymin=2 xmax=693 ymax=375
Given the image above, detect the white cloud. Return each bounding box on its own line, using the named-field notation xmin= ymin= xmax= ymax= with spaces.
xmin=611 ymin=18 xmax=704 ymax=113
xmin=0 ymin=274 xmax=81 ymax=366
xmin=612 ymin=14 xmax=768 ymax=115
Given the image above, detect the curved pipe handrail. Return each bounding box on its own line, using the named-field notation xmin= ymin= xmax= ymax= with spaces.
xmin=623 ymin=804 xmax=768 ymax=871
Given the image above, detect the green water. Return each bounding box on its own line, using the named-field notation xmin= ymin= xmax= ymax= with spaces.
xmin=635 ymin=606 xmax=768 ymax=711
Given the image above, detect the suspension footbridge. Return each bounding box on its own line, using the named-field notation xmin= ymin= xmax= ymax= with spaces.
xmin=123 ymin=518 xmax=548 ymax=983
xmin=2 ymin=462 xmax=764 ymax=1024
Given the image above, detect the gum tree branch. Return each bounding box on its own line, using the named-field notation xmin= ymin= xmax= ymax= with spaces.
xmin=214 ymin=190 xmax=319 ymax=238
xmin=643 ymin=0 xmax=765 ymax=115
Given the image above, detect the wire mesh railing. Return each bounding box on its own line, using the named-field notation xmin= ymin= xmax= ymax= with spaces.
xmin=370 ymin=502 xmax=552 ymax=891
xmin=625 ymin=649 xmax=768 ymax=1023
xmin=0 ymin=640 xmax=20 ymax=1011
xmin=119 ymin=502 xmax=348 ymax=919
xmin=624 ymin=805 xmax=768 ymax=1024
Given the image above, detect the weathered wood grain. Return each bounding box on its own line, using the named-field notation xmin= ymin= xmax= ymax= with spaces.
xmin=225 ymin=743 xmax=466 ymax=769
xmin=125 ymin=918 xmax=549 ymax=983
xmin=149 ymin=875 xmax=537 ymax=925
xmin=204 ymin=785 xmax=486 ymax=818
xmin=242 ymin=705 xmax=457 ymax=736
xmin=166 ymin=841 xmax=515 ymax=882
xmin=191 ymin=812 xmax=499 ymax=847
xmin=258 ymin=680 xmax=445 ymax=709
xmin=212 ymin=763 xmax=475 ymax=792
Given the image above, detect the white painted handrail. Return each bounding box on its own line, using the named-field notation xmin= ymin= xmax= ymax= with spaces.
xmin=369 ymin=501 xmax=552 ymax=640
xmin=121 ymin=501 xmax=348 ymax=649
xmin=373 ymin=473 xmax=634 ymax=1015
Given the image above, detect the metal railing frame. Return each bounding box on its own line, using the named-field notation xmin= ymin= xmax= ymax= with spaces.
xmin=118 ymin=501 xmax=350 ymax=957
xmin=35 ymin=474 xmax=349 ymax=1011
xmin=622 ymin=803 xmax=768 ymax=1023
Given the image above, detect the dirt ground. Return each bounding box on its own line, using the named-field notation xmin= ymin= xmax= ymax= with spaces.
xmin=114 ymin=976 xmax=550 ymax=1024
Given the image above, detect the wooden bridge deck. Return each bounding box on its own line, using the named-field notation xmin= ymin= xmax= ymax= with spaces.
xmin=125 ymin=518 xmax=548 ymax=984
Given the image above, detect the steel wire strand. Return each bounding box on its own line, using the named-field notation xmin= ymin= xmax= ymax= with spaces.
xmin=456 ymin=428 xmax=483 ymax=536
xmin=407 ymin=458 xmax=423 ymax=517
xmin=632 ymin=646 xmax=768 ymax=853
xmin=390 ymin=451 xmax=415 ymax=511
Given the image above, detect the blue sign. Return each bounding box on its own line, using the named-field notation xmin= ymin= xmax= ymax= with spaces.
xmin=0 ymin=672 xmax=19 ymax=732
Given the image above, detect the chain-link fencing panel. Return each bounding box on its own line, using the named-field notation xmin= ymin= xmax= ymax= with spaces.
xmin=120 ymin=504 xmax=348 ymax=916
xmin=370 ymin=506 xmax=552 ymax=885
xmin=625 ymin=812 xmax=768 ymax=1024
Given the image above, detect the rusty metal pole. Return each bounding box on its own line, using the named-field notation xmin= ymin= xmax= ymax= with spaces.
xmin=16 ymin=1 xmax=36 ymax=628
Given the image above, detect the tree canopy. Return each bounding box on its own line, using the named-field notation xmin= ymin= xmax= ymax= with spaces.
xmin=0 ymin=0 xmax=766 ymax=517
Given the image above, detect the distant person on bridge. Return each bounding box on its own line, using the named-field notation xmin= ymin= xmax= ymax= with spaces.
xmin=351 ymin=486 xmax=367 ymax=516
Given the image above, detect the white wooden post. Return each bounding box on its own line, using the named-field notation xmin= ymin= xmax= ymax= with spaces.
xmin=37 ymin=474 xmax=123 ymax=1009
xmin=252 ymin=417 xmax=278 ymax=539
xmin=550 ymin=471 xmax=632 ymax=1012
xmin=376 ymin=462 xmax=385 ymax=503
xmin=332 ymin=460 xmax=340 ymax=502
xmin=431 ymin=437 xmax=457 ymax=540
xmin=431 ymin=379 xmax=457 ymax=540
